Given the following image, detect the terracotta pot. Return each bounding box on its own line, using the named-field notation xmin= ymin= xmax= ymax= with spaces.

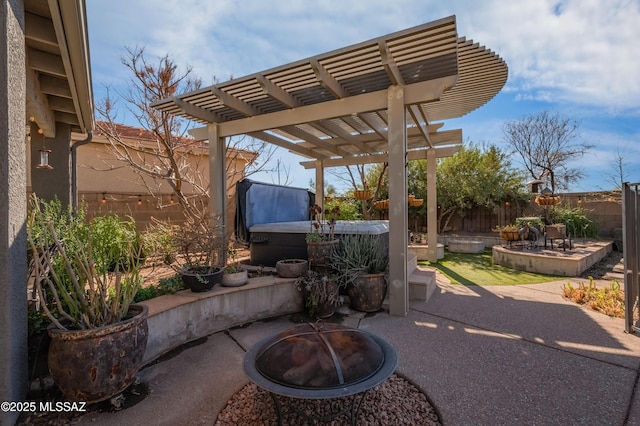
xmin=180 ymin=266 xmax=223 ymax=292
xmin=348 ymin=273 xmax=387 ymax=312
xmin=222 ymin=268 xmax=248 ymax=287
xmin=306 ymin=239 xmax=339 ymax=267
xmin=275 ymin=259 xmax=308 ymax=278
xmin=47 ymin=304 xmax=148 ymax=403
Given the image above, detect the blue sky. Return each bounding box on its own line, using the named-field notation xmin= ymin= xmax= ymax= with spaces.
xmin=87 ymin=0 xmax=640 ymax=193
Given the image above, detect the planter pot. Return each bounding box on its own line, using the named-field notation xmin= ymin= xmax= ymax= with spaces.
xmin=313 ymin=299 xmax=337 ymax=318
xmin=180 ymin=266 xmax=223 ymax=292
xmin=47 ymin=304 xmax=148 ymax=403
xmin=222 ymin=268 xmax=248 ymax=287
xmin=306 ymin=239 xmax=339 ymax=267
xmin=546 ymin=223 xmax=566 ymax=239
xmin=499 ymin=230 xmax=529 ymax=241
xmin=302 ymin=279 xmax=339 ymax=318
xmin=275 ymin=259 xmax=308 ymax=278
xmin=354 ymin=190 xmax=372 ymax=200
xmin=28 ymin=331 xmax=50 ymax=386
xmin=535 ymin=195 xmax=561 ymax=206
xmin=348 ymin=273 xmax=387 ymax=312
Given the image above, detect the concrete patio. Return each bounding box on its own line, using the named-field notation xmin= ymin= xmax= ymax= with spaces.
xmin=75 ymin=273 xmax=640 ymax=425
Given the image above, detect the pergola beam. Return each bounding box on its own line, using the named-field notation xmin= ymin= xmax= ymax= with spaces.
xmin=379 ymin=41 xmax=404 ymax=85
xmin=407 ymin=104 xmax=432 ymax=147
xmin=280 ymin=125 xmax=351 ymax=157
xmin=248 ymin=131 xmax=326 ymax=160
xmin=174 ymin=99 xmax=223 ymax=123
xmin=256 ymin=75 xmax=303 ymax=108
xmin=210 ymin=77 xmax=454 ymax=138
xmin=299 ymin=143 xmax=462 ymax=169
xmin=210 ymin=87 xmax=261 ymax=117
xmin=310 ymin=59 xmax=348 ymax=99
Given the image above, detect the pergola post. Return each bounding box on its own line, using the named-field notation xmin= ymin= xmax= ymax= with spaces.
xmin=387 ymin=85 xmax=408 ymax=316
xmin=208 ymin=123 xmax=227 ymax=265
xmin=315 ymin=160 xmax=324 ymax=209
xmin=427 ymin=148 xmax=438 ymax=263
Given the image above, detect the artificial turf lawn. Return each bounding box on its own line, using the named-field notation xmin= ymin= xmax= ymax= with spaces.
xmin=418 ymin=249 xmax=566 ymax=286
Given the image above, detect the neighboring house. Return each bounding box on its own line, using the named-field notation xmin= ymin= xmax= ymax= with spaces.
xmin=71 ymin=122 xmax=257 ymax=229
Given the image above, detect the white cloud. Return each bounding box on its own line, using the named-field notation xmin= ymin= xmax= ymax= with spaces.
xmin=456 ymin=0 xmax=640 ymax=112
xmin=86 ymin=0 xmax=640 ymax=191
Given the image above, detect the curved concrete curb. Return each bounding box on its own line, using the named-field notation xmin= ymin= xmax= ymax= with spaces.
xmin=138 ymin=275 xmax=303 ymax=364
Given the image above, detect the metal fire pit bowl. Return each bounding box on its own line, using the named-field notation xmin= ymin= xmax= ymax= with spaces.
xmin=243 ymin=322 xmax=397 ymax=423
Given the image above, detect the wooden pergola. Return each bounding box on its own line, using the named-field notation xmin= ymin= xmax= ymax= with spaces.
xmin=152 ymin=15 xmax=508 ymax=316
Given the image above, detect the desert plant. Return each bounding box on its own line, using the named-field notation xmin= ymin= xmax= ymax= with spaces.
xmin=550 ymin=205 xmax=599 ymax=238
xmin=331 ymin=233 xmax=388 ymax=286
xmin=295 ymin=269 xmax=342 ymax=317
xmin=562 ymin=277 xmax=624 ymax=317
xmin=27 ymin=194 xmax=143 ymax=330
xmin=224 ymin=245 xmax=245 ymax=273
xmin=306 ymin=204 xmax=340 ymax=242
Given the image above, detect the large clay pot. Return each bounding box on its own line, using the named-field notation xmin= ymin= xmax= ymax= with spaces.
xmin=47 ymin=304 xmax=148 ymax=403
xmin=348 ymin=273 xmax=387 ymax=312
xmin=180 ymin=266 xmax=223 ymax=292
xmin=275 ymin=259 xmax=308 ymax=278
xmin=301 ymin=279 xmax=339 ymax=318
xmin=306 ymin=239 xmax=339 ymax=267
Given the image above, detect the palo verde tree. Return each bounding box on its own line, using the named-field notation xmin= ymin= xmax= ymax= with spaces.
xmin=436 ymin=143 xmax=529 ymax=233
xmin=502 ymin=111 xmax=592 ymax=193
xmin=96 ymin=46 xmax=277 ymax=225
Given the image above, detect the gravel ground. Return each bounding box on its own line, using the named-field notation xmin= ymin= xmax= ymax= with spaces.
xmin=215 ymin=374 xmax=441 ymax=426
xmin=579 ymin=249 xmax=623 ymax=280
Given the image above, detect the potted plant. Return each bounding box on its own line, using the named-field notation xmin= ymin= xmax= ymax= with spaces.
xmin=171 ymin=215 xmax=224 ymax=292
xmin=275 ymin=258 xmax=308 ymax=278
xmin=306 ymin=204 xmax=340 ymax=266
xmin=331 ymin=233 xmax=389 ymax=312
xmin=497 ymin=224 xmax=529 ymax=241
xmin=221 ymin=245 xmax=248 ymax=287
xmin=295 ymin=269 xmax=342 ymax=318
xmin=27 ymin=195 xmax=148 ymax=403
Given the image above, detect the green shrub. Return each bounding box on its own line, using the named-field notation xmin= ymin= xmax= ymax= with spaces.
xmin=550 ymin=205 xmax=599 ymax=238
xmin=91 ymin=214 xmax=143 ymax=272
xmin=157 ymin=274 xmax=185 ymax=295
xmin=28 ymin=195 xmax=143 ymax=329
xmin=133 ymin=286 xmax=158 ymax=303
xmin=325 ymin=198 xmax=363 ymax=220
xmin=133 ymin=274 xmax=185 ymax=303
xmin=142 ymin=220 xmax=178 ymax=265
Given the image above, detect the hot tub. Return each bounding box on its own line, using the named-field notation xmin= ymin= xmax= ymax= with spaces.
xmin=249 ymin=220 xmax=389 ymax=266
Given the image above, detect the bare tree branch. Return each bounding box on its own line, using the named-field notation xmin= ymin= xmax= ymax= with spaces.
xmin=502 ymin=111 xmax=592 ymax=192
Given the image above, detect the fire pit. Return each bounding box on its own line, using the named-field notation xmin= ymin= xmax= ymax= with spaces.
xmin=243 ymin=322 xmax=397 ymax=424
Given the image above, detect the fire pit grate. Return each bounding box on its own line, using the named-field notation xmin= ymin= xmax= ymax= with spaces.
xmin=244 ymin=322 xmax=397 ymax=424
